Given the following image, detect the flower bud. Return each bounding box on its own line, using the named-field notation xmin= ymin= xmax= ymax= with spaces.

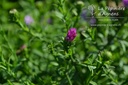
xmin=65 ymin=28 xmax=77 ymax=42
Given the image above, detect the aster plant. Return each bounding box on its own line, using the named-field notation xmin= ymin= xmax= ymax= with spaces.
xmin=65 ymin=28 xmax=77 ymax=42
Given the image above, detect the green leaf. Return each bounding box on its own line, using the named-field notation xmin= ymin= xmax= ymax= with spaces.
xmin=88 ymin=65 xmax=96 ymax=76
xmin=7 ymin=80 xmax=13 ymax=85
xmin=55 ymin=11 xmax=64 ymax=19
xmin=90 ymin=81 xmax=97 ymax=85
xmin=0 ymin=65 xmax=7 ymax=70
xmin=119 ymin=40 xmax=128 ymax=52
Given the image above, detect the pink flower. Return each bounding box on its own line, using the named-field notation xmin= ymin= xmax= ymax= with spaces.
xmin=66 ymin=28 xmax=77 ymax=42
xmin=123 ymin=0 xmax=128 ymax=7
xmin=24 ymin=15 xmax=34 ymax=25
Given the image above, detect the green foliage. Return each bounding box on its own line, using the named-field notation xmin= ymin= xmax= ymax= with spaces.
xmin=0 ymin=0 xmax=128 ymax=85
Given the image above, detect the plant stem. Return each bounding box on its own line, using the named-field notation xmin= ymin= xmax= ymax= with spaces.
xmin=66 ymin=73 xmax=72 ymax=85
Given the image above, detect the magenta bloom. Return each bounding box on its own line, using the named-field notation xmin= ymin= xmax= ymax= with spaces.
xmin=66 ymin=28 xmax=77 ymax=42
xmin=123 ymin=0 xmax=128 ymax=7
xmin=24 ymin=15 xmax=34 ymax=25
